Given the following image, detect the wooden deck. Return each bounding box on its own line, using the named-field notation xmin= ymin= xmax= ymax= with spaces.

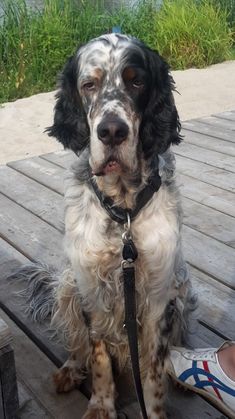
xmin=0 ymin=110 xmax=235 ymax=418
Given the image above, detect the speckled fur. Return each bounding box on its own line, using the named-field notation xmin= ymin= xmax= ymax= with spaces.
xmin=44 ymin=34 xmax=194 ymax=418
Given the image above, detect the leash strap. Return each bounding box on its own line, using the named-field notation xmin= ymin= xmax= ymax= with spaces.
xmin=123 ymin=262 xmax=148 ymax=419
xmin=122 ymin=215 xmax=148 ymax=419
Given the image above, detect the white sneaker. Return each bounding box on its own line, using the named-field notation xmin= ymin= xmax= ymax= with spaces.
xmin=168 ymin=342 xmax=235 ymax=419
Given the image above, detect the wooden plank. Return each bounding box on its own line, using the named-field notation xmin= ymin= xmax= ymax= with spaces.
xmin=121 ymin=382 xmax=225 ymax=419
xmin=0 ymin=240 xmax=223 ymax=418
xmin=0 ymin=194 xmax=66 ymax=267
xmin=18 ymin=380 xmax=52 ymax=419
xmin=213 ymin=110 xmax=235 ymax=122
xmin=0 ymin=318 xmax=12 ymax=349
xmin=176 ymin=154 xmax=235 ymax=193
xmin=182 ymin=197 xmax=235 ymax=247
xmin=0 ymin=309 xmax=88 ymax=419
xmin=7 ymin=156 xmax=65 ymax=195
xmin=0 ymin=344 xmax=19 ymax=419
xmin=166 ymin=381 xmax=224 ymax=419
xmin=0 ymin=317 xmax=19 ymax=419
xmin=0 ymin=239 xmax=227 ymax=417
xmin=0 ymin=382 xmax=3 ymax=419
xmin=182 ymin=119 xmax=235 ymax=142
xmin=0 ymin=166 xmax=64 ymax=232
xmin=175 ymin=142 xmax=235 ymax=173
xmin=197 ymin=115 xmax=235 ymax=131
xmin=190 ymin=266 xmax=235 ymax=340
xmin=189 ymin=322 xmax=223 ymax=349
xmin=182 ymin=129 xmax=235 ymax=156
xmin=0 ymin=238 xmax=67 ymax=366
xmin=178 ymin=173 xmax=235 ymax=218
xmin=182 ymin=225 xmax=235 ymax=289
xmin=41 ymin=150 xmax=77 ymax=169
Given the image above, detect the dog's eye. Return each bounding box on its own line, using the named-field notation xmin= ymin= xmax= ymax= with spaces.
xmin=82 ymin=81 xmax=95 ymax=91
xmin=132 ymin=78 xmax=144 ymax=89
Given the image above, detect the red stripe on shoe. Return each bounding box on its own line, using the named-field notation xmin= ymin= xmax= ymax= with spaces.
xmin=203 ymin=360 xmax=223 ymax=401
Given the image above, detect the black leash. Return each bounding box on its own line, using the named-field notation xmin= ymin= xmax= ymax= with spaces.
xmin=89 ymin=160 xmax=162 ymax=418
xmin=122 ymin=219 xmax=148 ymax=419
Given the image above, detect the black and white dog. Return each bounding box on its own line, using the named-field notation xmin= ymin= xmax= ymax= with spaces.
xmin=29 ymin=34 xmax=193 ymax=418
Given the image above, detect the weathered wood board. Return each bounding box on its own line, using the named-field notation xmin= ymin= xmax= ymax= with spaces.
xmin=183 ymin=119 xmax=235 ymax=142
xmin=8 ymin=156 xmax=65 ymax=195
xmin=181 ymin=129 xmax=235 ymax=156
xmin=41 ymin=150 xmax=77 ymax=169
xmin=0 ymin=194 xmax=66 ymax=267
xmin=213 ymin=110 xmax=235 ymax=121
xmin=178 ymin=173 xmax=235 ymax=218
xmin=193 ymin=115 xmax=235 ymax=131
xmin=0 ymin=309 xmax=88 ymax=419
xmin=176 ymin=154 xmax=235 ymax=192
xmin=0 ymin=318 xmax=19 ymax=419
xmin=0 ymin=165 xmax=64 ymax=232
xmin=182 ymin=197 xmax=235 ymax=248
xmin=183 ymin=225 xmax=235 ymax=289
xmin=175 ymin=142 xmax=235 ymax=173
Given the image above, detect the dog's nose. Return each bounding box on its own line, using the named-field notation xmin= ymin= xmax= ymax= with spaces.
xmin=97 ymin=118 xmax=129 ymax=146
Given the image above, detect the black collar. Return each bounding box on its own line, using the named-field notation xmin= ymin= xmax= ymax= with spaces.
xmin=89 ymin=157 xmax=161 ymax=224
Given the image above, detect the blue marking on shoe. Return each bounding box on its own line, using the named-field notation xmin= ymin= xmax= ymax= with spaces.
xmin=178 ymin=366 xmax=235 ymax=396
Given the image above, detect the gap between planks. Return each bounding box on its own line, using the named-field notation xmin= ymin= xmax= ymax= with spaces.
xmin=181 ymin=129 xmax=235 ymax=157
xmin=176 ymin=154 xmax=235 ymax=193
xmin=175 ymin=142 xmax=235 ymax=173
xmin=212 ymin=110 xmax=235 ymax=122
xmin=192 ymin=115 xmax=235 ymax=131
xmin=182 ymin=119 xmax=235 ymax=143
xmin=7 ymin=161 xmax=64 ymax=196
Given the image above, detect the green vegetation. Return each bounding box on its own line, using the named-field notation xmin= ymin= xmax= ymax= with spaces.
xmin=210 ymin=0 xmax=235 ymax=33
xmin=0 ymin=0 xmax=234 ymax=103
xmin=153 ymin=0 xmax=233 ymax=69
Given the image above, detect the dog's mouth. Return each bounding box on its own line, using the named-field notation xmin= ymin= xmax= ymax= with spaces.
xmin=92 ymin=157 xmax=122 ymax=176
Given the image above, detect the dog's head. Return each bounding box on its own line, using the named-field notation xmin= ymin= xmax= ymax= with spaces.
xmin=47 ymin=34 xmax=181 ymax=176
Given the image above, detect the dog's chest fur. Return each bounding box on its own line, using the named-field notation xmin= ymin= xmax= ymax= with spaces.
xmin=64 ymin=161 xmax=181 ymax=349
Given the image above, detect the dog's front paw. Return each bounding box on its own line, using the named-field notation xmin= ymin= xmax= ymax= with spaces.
xmin=82 ymin=406 xmax=117 ymax=419
xmin=53 ymin=366 xmax=82 ymax=393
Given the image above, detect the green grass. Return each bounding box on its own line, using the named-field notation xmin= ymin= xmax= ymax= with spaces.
xmin=0 ymin=0 xmax=157 ymax=103
xmin=210 ymin=0 xmax=235 ymax=34
xmin=0 ymin=0 xmax=234 ymax=103
xmin=229 ymin=46 xmax=235 ymax=59
xmin=153 ymin=0 xmax=233 ymax=69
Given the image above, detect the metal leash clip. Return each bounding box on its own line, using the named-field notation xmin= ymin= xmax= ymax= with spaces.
xmin=122 ymin=212 xmax=138 ymax=267
xmin=122 ymin=212 xmax=132 ymax=243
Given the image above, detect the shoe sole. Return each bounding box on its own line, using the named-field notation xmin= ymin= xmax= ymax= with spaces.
xmin=168 ymin=371 xmax=235 ymax=419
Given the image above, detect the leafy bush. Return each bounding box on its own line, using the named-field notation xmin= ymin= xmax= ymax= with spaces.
xmin=153 ymin=0 xmax=233 ymax=69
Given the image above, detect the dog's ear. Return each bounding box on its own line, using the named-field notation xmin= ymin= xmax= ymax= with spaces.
xmin=46 ymin=54 xmax=89 ymax=154
xmin=140 ymin=48 xmax=181 ymax=157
